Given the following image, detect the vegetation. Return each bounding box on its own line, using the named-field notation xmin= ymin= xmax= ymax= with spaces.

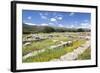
xmin=22 ymin=35 xmax=68 ymax=56
xmin=77 ymin=48 xmax=91 ymax=60
xmin=23 ymin=23 xmax=91 ymax=34
xmin=23 ymin=40 xmax=86 ymax=62
xmin=41 ymin=26 xmax=55 ymax=33
xmin=22 ymin=24 xmax=91 ymax=62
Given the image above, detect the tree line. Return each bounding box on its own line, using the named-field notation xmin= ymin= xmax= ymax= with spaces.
xmin=23 ymin=24 xmax=91 ymax=34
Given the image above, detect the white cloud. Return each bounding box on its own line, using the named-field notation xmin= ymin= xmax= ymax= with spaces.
xmin=70 ymin=25 xmax=75 ymax=28
xmin=40 ymin=13 xmax=47 ymax=19
xmin=59 ymin=24 xmax=64 ymax=27
xmin=27 ymin=16 xmax=32 ymax=20
xmin=25 ymin=22 xmax=36 ymax=26
xmin=65 ymin=23 xmax=91 ymax=29
xmin=50 ymin=18 xmax=56 ymax=21
xmin=69 ymin=12 xmax=75 ymax=16
xmin=54 ymin=15 xmax=63 ymax=20
xmin=65 ymin=24 xmax=75 ymax=28
xmin=49 ymin=23 xmax=54 ymax=25
xmin=80 ymin=22 xmax=90 ymax=27
xmin=41 ymin=16 xmax=47 ymax=19
xmin=80 ymin=22 xmax=91 ymax=28
xmin=58 ymin=17 xmax=63 ymax=20
xmin=41 ymin=23 xmax=48 ymax=26
xmin=80 ymin=23 xmax=88 ymax=26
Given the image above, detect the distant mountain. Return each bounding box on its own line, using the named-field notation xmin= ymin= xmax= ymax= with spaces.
xmin=23 ymin=23 xmax=91 ymax=34
xmin=23 ymin=23 xmax=55 ymax=34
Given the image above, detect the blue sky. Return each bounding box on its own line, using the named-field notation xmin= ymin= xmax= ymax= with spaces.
xmin=22 ymin=10 xmax=91 ymax=28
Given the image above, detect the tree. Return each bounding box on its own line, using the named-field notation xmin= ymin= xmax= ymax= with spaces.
xmin=42 ymin=26 xmax=55 ymax=33
xmin=77 ymin=28 xmax=85 ymax=32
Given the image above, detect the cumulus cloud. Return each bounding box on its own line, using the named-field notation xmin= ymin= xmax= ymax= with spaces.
xmin=54 ymin=15 xmax=63 ymax=20
xmin=27 ymin=16 xmax=32 ymax=20
xmin=50 ymin=18 xmax=57 ymax=22
xmin=41 ymin=23 xmax=48 ymax=26
xmin=58 ymin=17 xmax=63 ymax=20
xmin=25 ymin=22 xmax=36 ymax=26
xmin=40 ymin=13 xmax=47 ymax=19
xmin=41 ymin=16 xmax=47 ymax=19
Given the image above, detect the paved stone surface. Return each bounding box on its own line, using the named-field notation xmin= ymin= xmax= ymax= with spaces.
xmin=23 ymin=40 xmax=90 ymax=61
xmin=23 ymin=41 xmax=71 ymax=60
xmin=51 ymin=40 xmax=90 ymax=61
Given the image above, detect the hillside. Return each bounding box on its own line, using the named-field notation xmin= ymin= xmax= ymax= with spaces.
xmin=23 ymin=23 xmax=91 ymax=34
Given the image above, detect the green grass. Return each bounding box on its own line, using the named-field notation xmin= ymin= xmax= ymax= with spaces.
xmin=23 ymin=39 xmax=55 ymax=56
xmin=23 ymin=40 xmax=86 ymax=62
xmin=64 ymin=40 xmax=86 ymax=53
xmin=77 ymin=48 xmax=91 ymax=60
xmin=23 ymin=48 xmax=66 ymax=62
xmin=22 ymin=36 xmax=68 ymax=56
